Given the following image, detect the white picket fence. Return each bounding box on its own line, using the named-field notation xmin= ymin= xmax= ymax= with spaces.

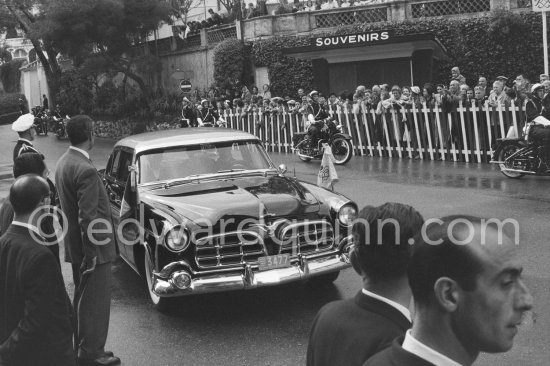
xmin=219 ymin=100 xmax=527 ymax=163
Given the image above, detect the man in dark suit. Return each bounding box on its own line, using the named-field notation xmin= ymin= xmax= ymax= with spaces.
xmin=55 ymin=115 xmax=120 ymax=366
xmin=0 ymin=174 xmax=75 ymax=366
xmin=306 ymin=203 xmax=424 ymax=366
xmin=365 ymin=216 xmax=533 ymax=366
xmin=0 ymin=153 xmax=60 ymax=266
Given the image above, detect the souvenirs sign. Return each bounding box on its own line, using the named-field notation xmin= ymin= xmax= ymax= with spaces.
xmin=311 ymin=31 xmax=394 ymax=49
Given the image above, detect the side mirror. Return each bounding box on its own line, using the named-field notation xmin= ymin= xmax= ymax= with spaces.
xmin=278 ymin=164 xmax=287 ymax=174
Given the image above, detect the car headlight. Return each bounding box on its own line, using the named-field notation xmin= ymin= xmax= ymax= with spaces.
xmin=164 ymin=225 xmax=190 ymax=253
xmin=338 ymin=204 xmax=357 ymax=226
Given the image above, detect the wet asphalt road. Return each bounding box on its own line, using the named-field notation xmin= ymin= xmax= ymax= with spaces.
xmin=0 ymin=126 xmax=548 ymax=366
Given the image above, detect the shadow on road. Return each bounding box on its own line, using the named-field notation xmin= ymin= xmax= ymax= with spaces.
xmin=111 ymin=257 xmax=344 ymax=321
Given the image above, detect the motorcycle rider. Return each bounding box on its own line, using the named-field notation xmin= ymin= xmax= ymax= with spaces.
xmin=526 ymin=83 xmax=550 ymax=170
xmin=306 ymin=90 xmax=331 ymax=153
xmin=181 ymin=97 xmax=198 ymax=127
xmin=197 ymin=99 xmax=220 ymax=127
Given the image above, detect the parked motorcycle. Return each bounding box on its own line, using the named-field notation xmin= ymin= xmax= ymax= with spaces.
xmin=490 ymin=122 xmax=550 ymax=178
xmin=31 ymin=106 xmax=48 ymax=136
xmin=292 ymin=118 xmax=353 ymax=165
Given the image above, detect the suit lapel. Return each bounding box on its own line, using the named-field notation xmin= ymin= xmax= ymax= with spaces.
xmin=354 ymin=291 xmax=411 ymax=330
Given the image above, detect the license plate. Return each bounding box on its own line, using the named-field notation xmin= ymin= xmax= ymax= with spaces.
xmin=258 ymin=254 xmax=291 ymax=271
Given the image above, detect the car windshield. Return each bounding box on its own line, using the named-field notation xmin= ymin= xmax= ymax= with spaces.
xmin=138 ymin=140 xmax=273 ymax=184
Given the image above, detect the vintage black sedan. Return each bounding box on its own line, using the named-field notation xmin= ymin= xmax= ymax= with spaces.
xmin=102 ymin=128 xmax=357 ymax=310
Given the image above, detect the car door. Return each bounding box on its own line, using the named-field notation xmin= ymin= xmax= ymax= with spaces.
xmin=104 ymin=147 xmax=134 ymax=259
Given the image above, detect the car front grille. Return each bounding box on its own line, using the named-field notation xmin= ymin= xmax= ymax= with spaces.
xmin=195 ymin=231 xmax=266 ymax=269
xmin=277 ymin=220 xmax=335 ymax=256
xmin=194 ymin=220 xmax=335 ymax=269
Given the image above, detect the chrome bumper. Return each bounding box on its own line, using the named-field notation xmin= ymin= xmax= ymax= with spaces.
xmin=152 ymin=245 xmax=353 ymax=297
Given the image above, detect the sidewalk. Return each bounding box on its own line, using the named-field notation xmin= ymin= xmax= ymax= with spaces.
xmin=0 ymin=128 xmax=14 ymax=180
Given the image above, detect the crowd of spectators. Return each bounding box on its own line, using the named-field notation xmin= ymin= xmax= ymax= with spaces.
xmin=184 ymin=66 xmax=543 ymax=119
xmin=182 ymin=0 xmax=389 ymax=34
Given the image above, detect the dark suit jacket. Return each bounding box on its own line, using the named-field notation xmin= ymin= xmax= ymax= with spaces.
xmin=0 ymin=197 xmax=60 ymax=266
xmin=0 ymin=225 xmax=75 ymax=366
xmin=306 ymin=291 xmax=411 ymax=366
xmin=54 ymin=148 xmax=117 ymax=265
xmin=363 ymin=337 xmax=436 ymax=366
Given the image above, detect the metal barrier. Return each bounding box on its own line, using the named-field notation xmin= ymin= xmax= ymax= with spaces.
xmin=220 ymin=101 xmax=527 ymax=163
xmin=206 ymin=26 xmax=238 ymax=45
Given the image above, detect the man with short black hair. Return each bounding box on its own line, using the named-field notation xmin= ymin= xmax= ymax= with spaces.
xmin=55 ymin=115 xmax=120 ymax=366
xmin=365 ymin=215 xmax=533 ymax=366
xmin=0 ymin=175 xmax=75 ymax=366
xmin=307 ymin=203 xmax=423 ymax=366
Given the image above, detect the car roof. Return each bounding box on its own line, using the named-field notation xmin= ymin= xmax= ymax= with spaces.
xmin=115 ymin=128 xmax=260 ymax=154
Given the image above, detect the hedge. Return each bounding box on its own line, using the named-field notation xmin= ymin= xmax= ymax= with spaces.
xmin=213 ymin=38 xmax=253 ymax=89
xmin=0 ymin=60 xmax=24 ymax=93
xmin=248 ymin=11 xmax=548 ymax=97
xmin=0 ymin=93 xmax=25 ymax=116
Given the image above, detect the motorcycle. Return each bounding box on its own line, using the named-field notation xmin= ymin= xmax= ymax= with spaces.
xmin=292 ymin=117 xmax=353 ymax=165
xmin=31 ymin=106 xmax=48 ymax=136
xmin=53 ymin=116 xmax=67 ymax=139
xmin=490 ymin=121 xmax=550 ymax=178
xmin=197 ymin=117 xmax=226 ymax=128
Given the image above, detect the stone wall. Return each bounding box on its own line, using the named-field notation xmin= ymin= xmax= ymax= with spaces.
xmin=159 ymin=48 xmax=216 ymax=92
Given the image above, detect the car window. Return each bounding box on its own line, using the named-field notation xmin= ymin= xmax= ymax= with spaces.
xmin=138 ymin=141 xmax=272 ymax=184
xmin=108 ymin=149 xmax=133 ymax=182
xmin=118 ymin=150 xmax=134 ymax=183
xmin=110 ymin=150 xmax=121 ymax=177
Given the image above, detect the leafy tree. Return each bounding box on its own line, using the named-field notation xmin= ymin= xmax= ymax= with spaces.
xmin=0 ymin=0 xmax=63 ymax=104
xmin=0 ymin=46 xmax=12 ymax=63
xmin=167 ymin=0 xmax=200 ymax=23
xmin=218 ymin=0 xmax=242 ymax=20
xmin=37 ymin=0 xmax=172 ymax=98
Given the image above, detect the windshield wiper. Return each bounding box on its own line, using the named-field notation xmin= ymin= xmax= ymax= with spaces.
xmin=141 ymin=174 xmax=210 ymax=190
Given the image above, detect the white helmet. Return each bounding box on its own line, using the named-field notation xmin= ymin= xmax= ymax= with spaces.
xmin=531 ymin=83 xmax=544 ymax=93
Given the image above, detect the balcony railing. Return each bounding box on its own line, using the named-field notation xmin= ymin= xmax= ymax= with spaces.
xmin=143 ymin=25 xmax=237 ymax=56
xmin=315 ymin=6 xmax=388 ymax=28
xmin=411 ymin=0 xmax=491 ymax=18
xmin=206 ymin=25 xmax=238 ymax=45
xmin=242 ymin=0 xmax=533 ymax=41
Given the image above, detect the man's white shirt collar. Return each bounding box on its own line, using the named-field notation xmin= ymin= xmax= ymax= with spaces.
xmin=11 ymin=221 xmax=42 ymax=237
xmin=362 ymin=288 xmax=412 ymax=322
xmin=18 ymin=138 xmax=33 ymax=145
xmin=69 ymin=146 xmax=90 ymax=160
xmin=402 ymin=330 xmax=463 ymax=366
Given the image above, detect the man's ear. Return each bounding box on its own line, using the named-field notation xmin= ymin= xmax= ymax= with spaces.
xmin=433 ymin=277 xmax=459 ymax=312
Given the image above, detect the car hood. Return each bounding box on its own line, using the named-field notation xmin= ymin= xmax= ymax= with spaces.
xmin=139 ymin=175 xmax=321 ymax=224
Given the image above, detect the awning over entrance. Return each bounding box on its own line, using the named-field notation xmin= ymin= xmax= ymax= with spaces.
xmin=282 ymin=33 xmax=449 ymax=94
xmin=283 ymin=33 xmax=448 ymax=63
